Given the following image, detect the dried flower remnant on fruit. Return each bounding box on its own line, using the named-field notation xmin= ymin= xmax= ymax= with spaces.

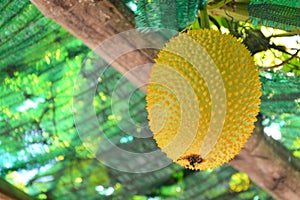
xmin=177 ymin=154 xmax=204 ymax=169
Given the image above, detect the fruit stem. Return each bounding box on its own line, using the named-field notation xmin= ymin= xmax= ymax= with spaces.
xmin=200 ymin=5 xmax=210 ymax=29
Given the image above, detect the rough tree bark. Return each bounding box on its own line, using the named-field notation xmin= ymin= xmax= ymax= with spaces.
xmin=230 ymin=118 xmax=300 ymax=200
xmin=31 ymin=0 xmax=154 ymax=92
xmin=30 ymin=1 xmax=300 ymax=199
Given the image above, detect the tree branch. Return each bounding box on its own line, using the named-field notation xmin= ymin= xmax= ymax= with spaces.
xmin=30 ymin=0 xmax=153 ymax=93
xmin=0 ymin=178 xmax=35 ymax=200
xmin=261 ymin=92 xmax=300 ymax=102
xmin=259 ymin=49 xmax=300 ymax=71
xmin=230 ymin=118 xmax=300 ymax=199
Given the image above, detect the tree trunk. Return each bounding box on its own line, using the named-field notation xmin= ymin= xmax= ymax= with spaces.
xmin=230 ymin=118 xmax=300 ymax=200
xmin=30 ymin=1 xmax=300 ymax=199
xmin=31 ymin=0 xmax=153 ymax=92
xmin=0 ymin=178 xmax=35 ymax=200
xmin=0 ymin=192 xmax=15 ymax=200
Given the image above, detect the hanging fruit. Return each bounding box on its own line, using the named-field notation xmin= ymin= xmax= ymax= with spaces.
xmin=146 ymin=29 xmax=261 ymax=170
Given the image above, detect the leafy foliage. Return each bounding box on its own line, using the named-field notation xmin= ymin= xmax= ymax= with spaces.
xmin=260 ymin=71 xmax=300 ymax=151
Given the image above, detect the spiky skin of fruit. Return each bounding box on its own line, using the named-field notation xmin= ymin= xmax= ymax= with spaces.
xmin=146 ymin=29 xmax=261 ymax=170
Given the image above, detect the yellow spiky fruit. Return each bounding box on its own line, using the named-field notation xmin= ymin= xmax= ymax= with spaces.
xmin=146 ymin=29 xmax=261 ymax=170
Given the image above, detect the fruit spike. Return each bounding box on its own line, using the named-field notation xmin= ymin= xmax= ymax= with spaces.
xmin=146 ymin=29 xmax=261 ymax=170
xmin=248 ymin=0 xmax=300 ymax=30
